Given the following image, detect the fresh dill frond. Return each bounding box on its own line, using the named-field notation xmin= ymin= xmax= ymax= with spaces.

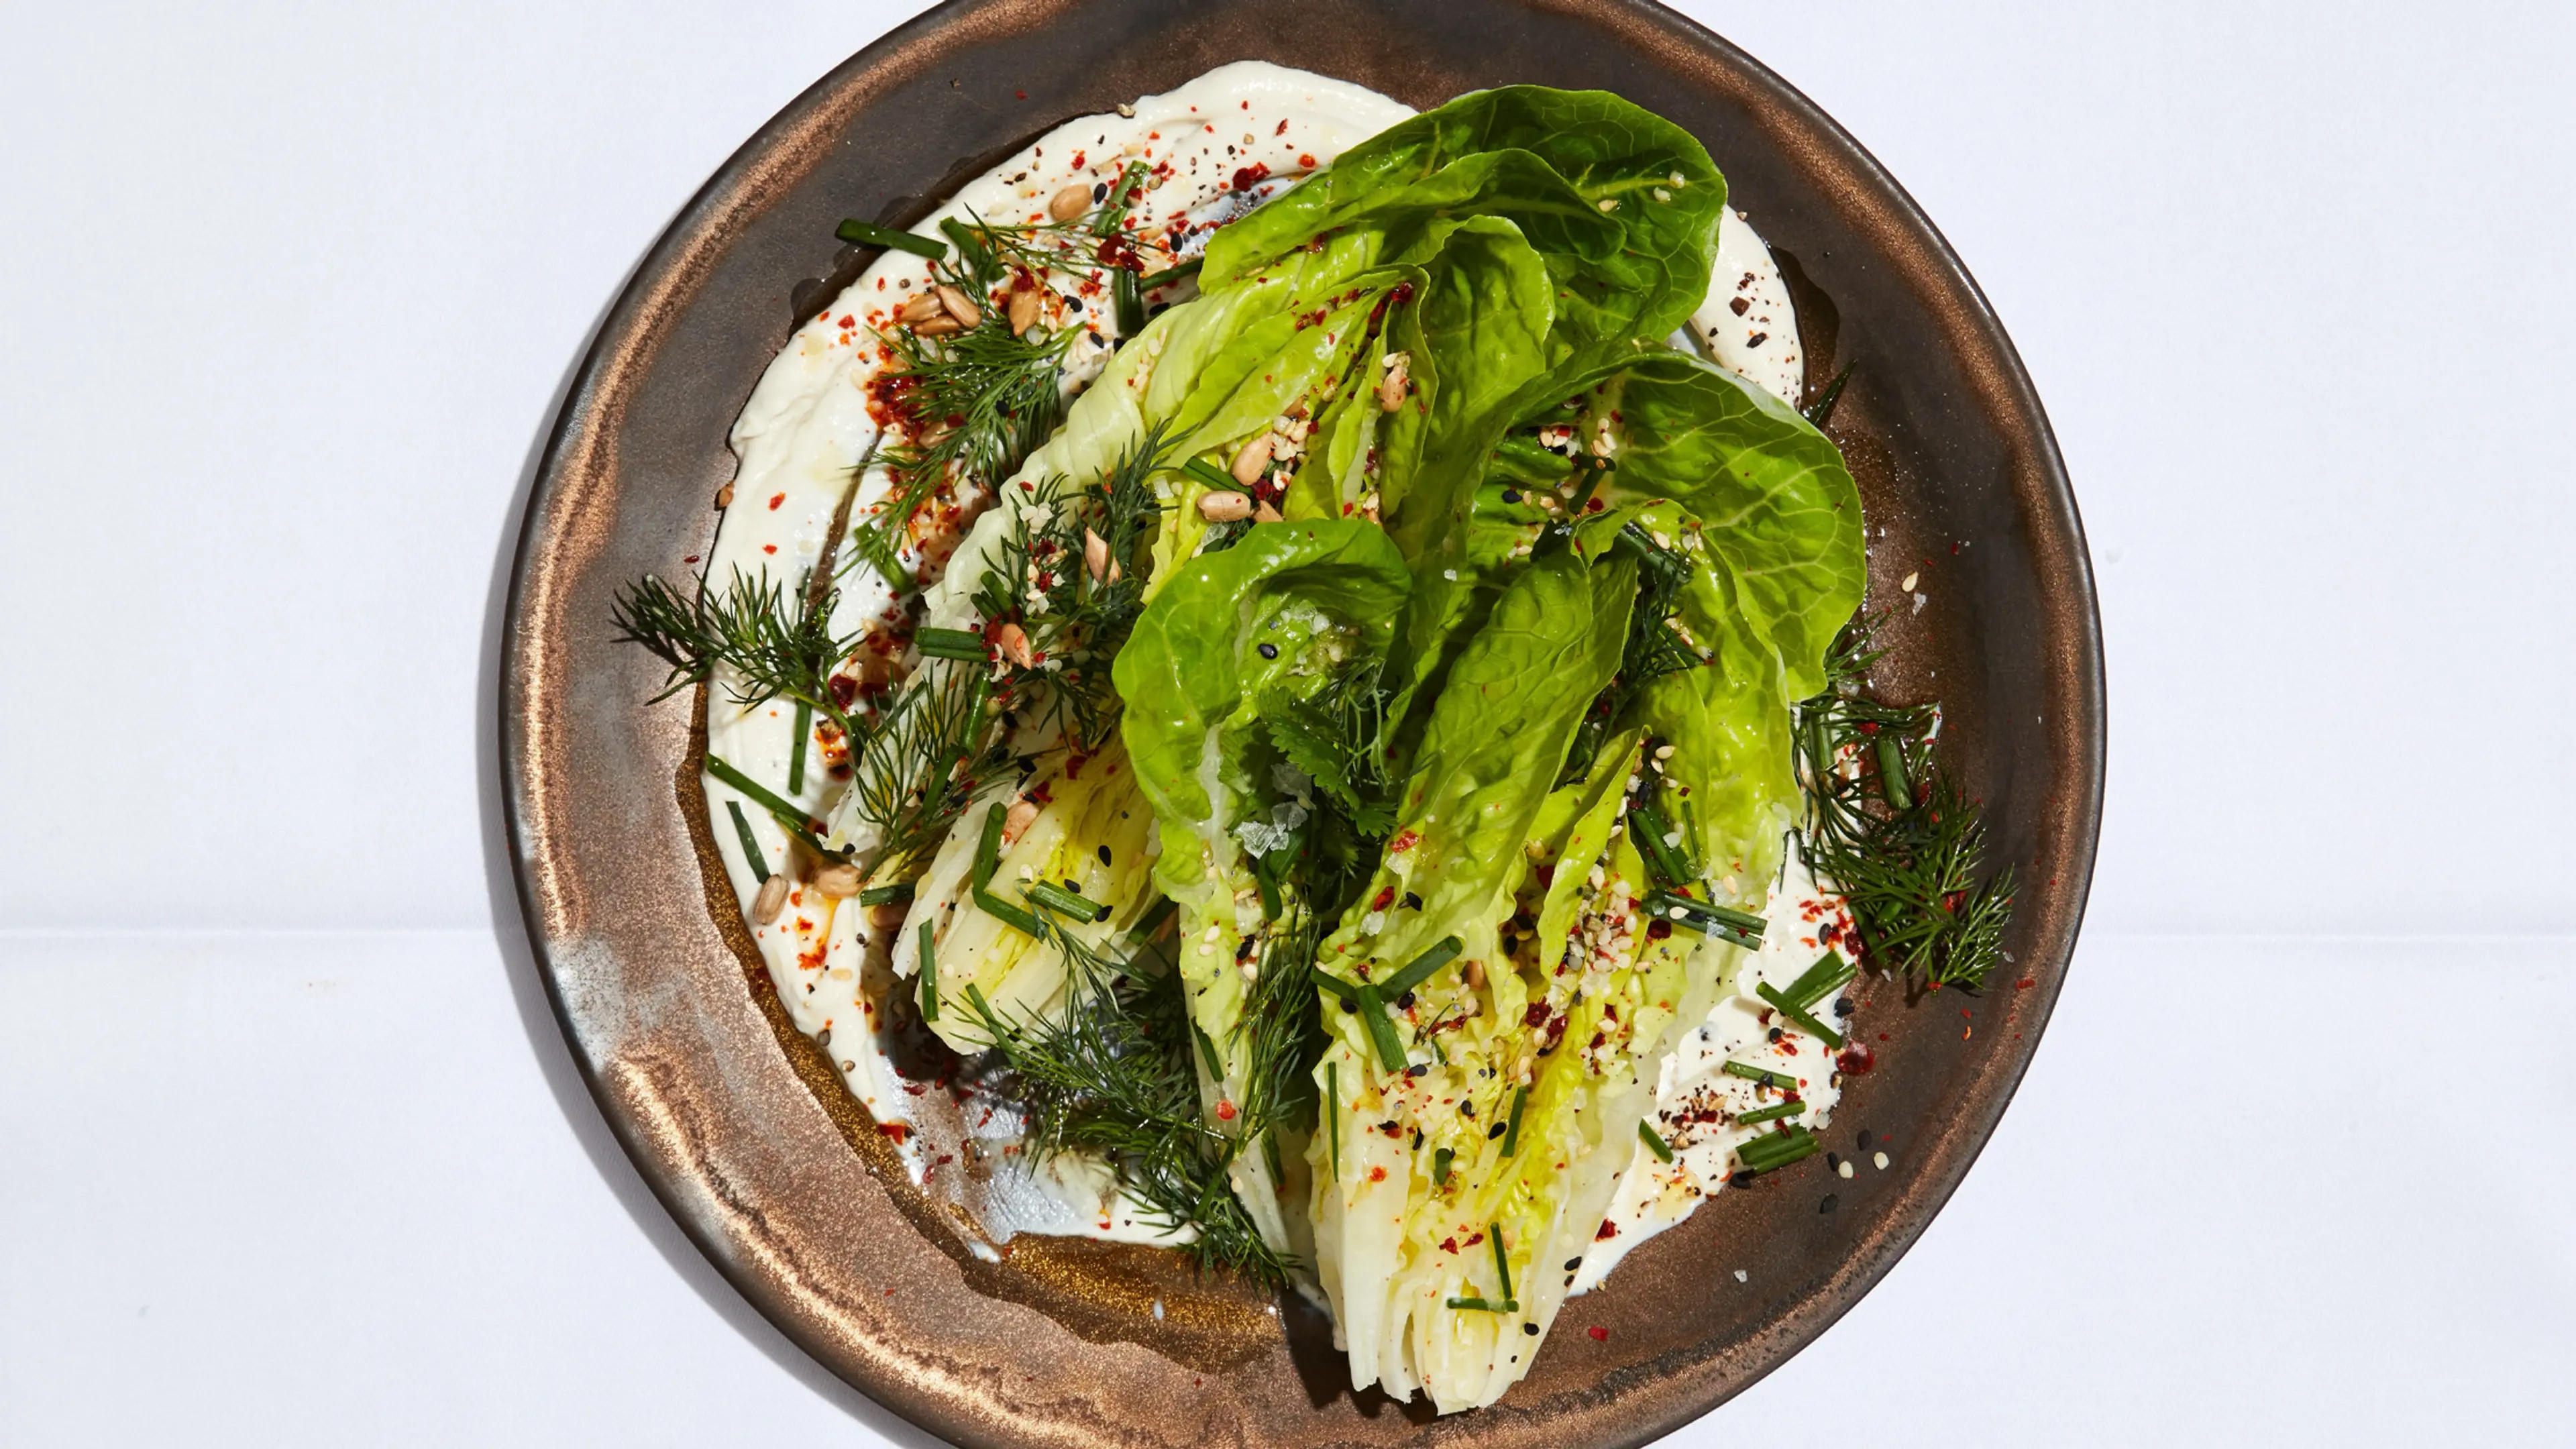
xmin=969 ymin=427 xmax=1171 ymax=749
xmin=1234 ymin=902 xmax=1327 ymax=1150
xmin=610 ymin=563 xmax=861 ymax=745
xmin=1561 ymin=523 xmax=1697 ymax=784
xmin=845 ymin=217 xmax=1083 ymax=588
xmin=842 ymin=659 xmax=1002 ymax=877
xmin=1794 ymin=612 xmax=2015 ymax=987
xmin=962 ymin=941 xmax=1291 ymax=1285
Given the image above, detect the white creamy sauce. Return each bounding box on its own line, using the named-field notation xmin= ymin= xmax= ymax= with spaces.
xmin=1571 ymin=848 xmax=1856 ymax=1293
xmin=692 ymin=61 xmax=1844 ymax=1276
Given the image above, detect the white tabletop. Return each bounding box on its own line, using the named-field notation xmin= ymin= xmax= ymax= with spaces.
xmin=3 ymin=2 xmax=2570 ymax=1443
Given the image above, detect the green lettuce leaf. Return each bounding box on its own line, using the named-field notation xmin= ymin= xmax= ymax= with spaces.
xmin=1114 ymin=519 xmax=1413 ymax=1252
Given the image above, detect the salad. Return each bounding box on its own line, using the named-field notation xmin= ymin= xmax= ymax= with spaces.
xmin=614 ymin=64 xmax=2011 ymax=1413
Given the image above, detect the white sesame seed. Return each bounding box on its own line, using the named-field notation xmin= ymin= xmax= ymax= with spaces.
xmin=1837 ymin=1160 xmax=1854 ymax=1179
xmin=1873 ymin=1151 xmax=1890 ymax=1170
xmin=1900 ymin=571 xmax=1919 ymax=592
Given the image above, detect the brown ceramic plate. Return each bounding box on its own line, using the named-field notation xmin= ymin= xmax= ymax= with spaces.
xmin=499 ymin=1 xmax=2104 ymax=1443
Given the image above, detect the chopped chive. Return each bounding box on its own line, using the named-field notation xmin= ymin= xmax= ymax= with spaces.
xmin=1136 ymin=256 xmax=1201 ymax=292
xmin=936 ymin=217 xmax=982 ymax=258
xmin=963 ymin=980 xmax=994 ymax=1024
xmin=1025 ymin=879 xmax=1110 ymax=922
xmin=1489 ymin=1224 xmax=1513 ymax=1301
xmin=1253 ymin=863 xmax=1282 ymax=922
xmin=1379 ymin=936 xmax=1464 ymax=997
xmin=857 ymin=881 xmax=914 ymax=908
xmin=705 ymin=754 xmax=842 ymax=859
xmin=1712 ymin=923 xmax=1764 ymax=951
xmin=969 ymin=802 xmax=1043 ymax=936
xmin=1736 ymin=1126 xmax=1820 ymax=1173
xmin=1721 ymin=1059 xmax=1798 ymax=1092
xmin=1355 ymin=985 xmax=1407 ymax=1069
xmin=916 ymin=922 xmax=939 ymax=1021
xmin=1091 ymin=160 xmax=1148 ymax=235
xmin=1312 ymin=971 xmax=1358 ymax=1004
xmin=1446 ymin=1297 xmax=1519 ymax=1313
xmin=1628 ymin=804 xmax=1691 ymax=889
xmin=1780 ymin=950 xmax=1857 ymax=1012
xmin=1112 ymin=265 xmax=1142 ymax=336
xmin=835 ymin=218 xmax=947 ymax=259
xmin=1755 ymin=981 xmax=1845 ymax=1048
xmin=1326 ymin=1061 xmax=1340 ymax=1179
xmin=1645 ymin=890 xmax=1765 ymax=936
xmin=1638 ymin=1120 xmax=1675 ymax=1163
xmin=1192 ymin=1022 xmax=1226 ymax=1083
xmin=1875 ymin=735 xmax=1912 ymax=810
xmin=1734 ymin=1099 xmax=1805 ymax=1126
xmin=724 ymin=800 xmax=770 ymax=883
xmin=1501 ymin=1085 xmax=1529 ymax=1157
xmin=1697 ymin=902 xmax=1769 ymax=934
xmin=915 ymin=626 xmax=988 ymax=661
xmin=1433 ymin=1146 xmax=1454 ymax=1186
xmin=1802 ymin=360 xmax=1854 ymax=427
xmin=788 ymin=700 xmax=812 ymax=794
xmin=1181 ymin=458 xmax=1235 ymax=494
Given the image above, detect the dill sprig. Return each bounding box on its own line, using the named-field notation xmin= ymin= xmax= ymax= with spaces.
xmin=1561 ymin=522 xmax=1697 ymax=783
xmin=970 ymin=427 xmax=1171 ymax=749
xmin=611 ymin=563 xmax=862 ymax=745
xmin=841 ymin=659 xmax=1003 ymax=877
xmin=1261 ymin=665 xmax=1401 ymax=914
xmin=961 ymin=941 xmax=1291 ymax=1285
xmin=1233 ymin=902 xmax=1327 ymax=1157
xmin=1794 ymin=613 xmax=2015 ymax=987
xmin=847 ymin=217 xmax=1081 ymax=588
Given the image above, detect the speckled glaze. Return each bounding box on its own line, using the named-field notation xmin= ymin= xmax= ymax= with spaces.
xmin=498 ymin=1 xmax=2106 ymax=1444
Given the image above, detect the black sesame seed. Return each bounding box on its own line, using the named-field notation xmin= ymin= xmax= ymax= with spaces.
xmin=1402 ymin=891 xmax=1424 ymax=910
xmin=1564 ymin=1257 xmax=1582 ymax=1272
xmin=1857 ymin=1129 xmax=1874 ymax=1152
xmin=1825 ymin=1152 xmax=1841 ymax=1171
xmin=1819 ymin=1193 xmax=1839 ymax=1215
xmin=1833 ymin=996 xmax=1855 ymax=1017
xmin=1396 ymin=989 xmax=1416 ymax=1010
xmin=1097 ymin=845 xmax=1112 ymax=865
xmin=1489 ymin=1122 xmax=1507 ymax=1139
xmin=1257 ymin=642 xmax=1279 ymax=659
xmin=1523 ymin=1323 xmax=1540 ymax=1336
xmin=1460 ymin=1099 xmax=1477 ymax=1118
xmin=1501 ymin=488 xmax=1522 ymax=504
xmin=1405 ymin=1063 xmax=1428 ymax=1078
xmin=1767 ymin=1026 xmax=1784 ymax=1042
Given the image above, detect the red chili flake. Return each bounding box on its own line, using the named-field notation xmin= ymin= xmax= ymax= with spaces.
xmin=1587 ymin=1326 xmax=1609 ymax=1342
xmin=1389 ymin=828 xmax=1419 ymax=852
xmin=1215 ymin=1099 xmax=1238 ymax=1122
xmin=1014 ymin=89 xmax=1026 ymax=100
xmin=1439 ymin=1236 xmax=1459 ymax=1254
xmin=682 ymin=555 xmax=699 ymax=564
xmin=1524 ymin=1002 xmax=1552 ymax=1028
xmin=1367 ymin=1166 xmax=1387 ymax=1182
xmin=1837 ymin=1042 xmax=1876 ymax=1075
xmin=1231 ymin=161 xmax=1271 ymax=192
xmin=763 ymin=544 xmax=777 ymax=555
xmin=2016 ymin=978 xmax=2035 ymax=989
xmin=1298 ymin=152 xmax=1316 ymax=168
xmin=1371 ymin=885 xmax=1397 ymax=912
xmin=877 ymin=1122 xmax=912 ymax=1144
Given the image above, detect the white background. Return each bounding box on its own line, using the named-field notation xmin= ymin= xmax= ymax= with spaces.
xmin=3 ymin=1 xmax=2569 ymax=1442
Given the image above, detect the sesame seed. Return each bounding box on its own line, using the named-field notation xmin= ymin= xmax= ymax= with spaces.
xmin=1873 ymin=1150 xmax=1890 ymax=1170
xmin=1900 ymin=570 xmax=1920 ymax=592
xmin=1837 ymin=1159 xmax=1854 ymax=1179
